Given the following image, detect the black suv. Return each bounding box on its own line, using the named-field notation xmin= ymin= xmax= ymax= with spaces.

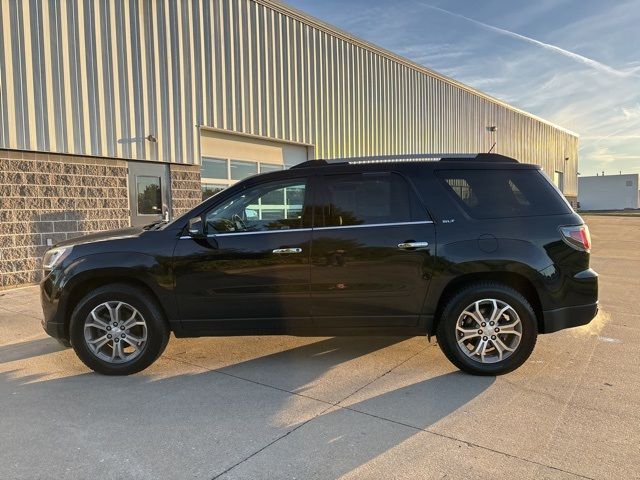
xmin=40 ymin=153 xmax=598 ymax=376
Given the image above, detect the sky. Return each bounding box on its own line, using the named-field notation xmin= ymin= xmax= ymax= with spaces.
xmin=286 ymin=0 xmax=640 ymax=176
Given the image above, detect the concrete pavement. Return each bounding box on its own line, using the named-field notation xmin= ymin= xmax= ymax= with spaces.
xmin=1 ymin=215 xmax=638 ymax=479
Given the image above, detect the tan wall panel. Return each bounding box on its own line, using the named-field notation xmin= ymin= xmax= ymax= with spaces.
xmin=202 ymin=129 xmax=283 ymax=164
xmin=0 ymin=0 xmax=579 ymax=195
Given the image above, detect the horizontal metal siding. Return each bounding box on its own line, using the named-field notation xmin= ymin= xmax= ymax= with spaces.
xmin=0 ymin=0 xmax=578 ymax=195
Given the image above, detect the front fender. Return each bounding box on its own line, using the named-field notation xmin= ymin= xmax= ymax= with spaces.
xmin=45 ymin=252 xmax=177 ymax=328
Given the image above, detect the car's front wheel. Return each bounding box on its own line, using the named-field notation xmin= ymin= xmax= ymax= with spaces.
xmin=69 ymin=283 xmax=170 ymax=375
xmin=436 ymin=282 xmax=537 ymax=375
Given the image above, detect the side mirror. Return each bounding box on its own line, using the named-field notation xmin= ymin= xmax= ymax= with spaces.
xmin=187 ymin=216 xmax=204 ymax=237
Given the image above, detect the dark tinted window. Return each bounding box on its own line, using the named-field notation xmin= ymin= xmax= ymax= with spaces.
xmin=438 ymin=169 xmax=571 ymax=218
xmin=320 ymin=173 xmax=424 ymax=227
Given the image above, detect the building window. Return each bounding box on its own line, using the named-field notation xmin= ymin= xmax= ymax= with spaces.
xmin=136 ymin=176 xmax=162 ymax=215
xmin=260 ymin=163 xmax=284 ymax=173
xmin=202 ymin=157 xmax=228 ymax=179
xmin=626 ymin=180 xmax=633 ymax=187
xmin=230 ymin=160 xmax=258 ymax=180
xmin=202 ymin=183 xmax=227 ymax=200
xmin=200 ymin=153 xmax=284 ymax=197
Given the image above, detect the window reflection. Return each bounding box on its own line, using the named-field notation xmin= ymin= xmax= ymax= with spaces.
xmin=205 ymin=181 xmax=307 ymax=233
xmin=137 ymin=176 xmax=162 ymax=215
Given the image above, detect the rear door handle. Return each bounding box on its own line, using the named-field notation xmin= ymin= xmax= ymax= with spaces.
xmin=397 ymin=242 xmax=429 ymax=250
xmin=272 ymin=247 xmax=303 ymax=254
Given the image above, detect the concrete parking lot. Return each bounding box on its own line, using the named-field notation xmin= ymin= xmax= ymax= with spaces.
xmin=1 ymin=215 xmax=638 ymax=479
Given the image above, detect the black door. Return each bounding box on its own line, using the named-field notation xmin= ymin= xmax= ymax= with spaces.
xmin=173 ymin=177 xmax=313 ymax=332
xmin=310 ymin=172 xmax=435 ymax=328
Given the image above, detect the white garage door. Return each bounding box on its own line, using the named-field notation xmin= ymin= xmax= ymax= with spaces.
xmin=199 ymin=129 xmax=311 ymax=199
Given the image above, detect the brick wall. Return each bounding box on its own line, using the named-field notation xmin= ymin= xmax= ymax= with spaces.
xmin=169 ymin=164 xmax=201 ymax=218
xmin=0 ymin=150 xmax=130 ymax=289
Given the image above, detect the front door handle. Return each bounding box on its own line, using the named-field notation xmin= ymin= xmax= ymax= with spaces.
xmin=397 ymin=242 xmax=429 ymax=250
xmin=272 ymin=247 xmax=303 ymax=254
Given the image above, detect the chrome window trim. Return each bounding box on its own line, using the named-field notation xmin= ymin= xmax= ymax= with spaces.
xmin=314 ymin=220 xmax=433 ymax=231
xmin=178 ymin=220 xmax=433 ymax=239
xmin=209 ymin=227 xmax=313 ymax=237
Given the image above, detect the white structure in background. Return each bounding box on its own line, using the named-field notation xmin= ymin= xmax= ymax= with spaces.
xmin=578 ymin=174 xmax=640 ymax=210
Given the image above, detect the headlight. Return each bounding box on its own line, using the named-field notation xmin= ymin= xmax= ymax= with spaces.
xmin=42 ymin=246 xmax=72 ymax=271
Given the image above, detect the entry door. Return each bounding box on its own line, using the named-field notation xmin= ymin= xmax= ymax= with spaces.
xmin=173 ymin=177 xmax=313 ymax=331
xmin=311 ymin=172 xmax=435 ymax=328
xmin=128 ymin=162 xmax=171 ymax=226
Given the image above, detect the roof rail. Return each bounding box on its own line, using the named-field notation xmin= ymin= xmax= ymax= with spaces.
xmin=289 ymin=159 xmax=332 ymax=169
xmin=331 ymin=153 xmax=474 ymax=163
xmin=289 ymin=153 xmax=518 ymax=169
xmin=455 ymin=153 xmax=518 ymax=163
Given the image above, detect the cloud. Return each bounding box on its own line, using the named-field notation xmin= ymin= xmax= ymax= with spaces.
xmin=587 ymin=146 xmax=640 ymax=163
xmin=622 ymin=103 xmax=640 ymax=120
xmin=413 ymin=1 xmax=640 ymax=78
xmin=289 ymin=0 xmax=640 ymax=176
xmin=581 ymin=135 xmax=640 ymax=140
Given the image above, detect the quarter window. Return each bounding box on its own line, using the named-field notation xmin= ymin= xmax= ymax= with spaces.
xmin=439 ymin=169 xmax=571 ymax=218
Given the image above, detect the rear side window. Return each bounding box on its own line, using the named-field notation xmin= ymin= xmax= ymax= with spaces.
xmin=320 ymin=173 xmax=425 ymax=227
xmin=438 ymin=169 xmax=571 ymax=218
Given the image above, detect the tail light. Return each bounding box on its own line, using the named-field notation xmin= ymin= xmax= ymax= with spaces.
xmin=560 ymin=225 xmax=591 ymax=252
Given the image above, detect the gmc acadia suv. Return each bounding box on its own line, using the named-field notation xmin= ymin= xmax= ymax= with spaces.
xmin=40 ymin=153 xmax=598 ymax=376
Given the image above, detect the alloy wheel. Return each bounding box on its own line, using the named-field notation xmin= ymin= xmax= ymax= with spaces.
xmin=455 ymin=298 xmax=522 ymax=363
xmin=83 ymin=301 xmax=148 ymax=364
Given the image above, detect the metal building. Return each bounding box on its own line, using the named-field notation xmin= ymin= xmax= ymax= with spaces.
xmin=578 ymin=174 xmax=639 ymax=211
xmin=0 ymin=0 xmax=578 ymax=288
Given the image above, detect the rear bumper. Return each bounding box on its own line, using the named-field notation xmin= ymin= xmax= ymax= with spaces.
xmin=541 ymin=302 xmax=598 ymax=334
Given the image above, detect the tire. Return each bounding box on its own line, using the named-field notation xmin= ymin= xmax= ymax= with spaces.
xmin=436 ymin=282 xmax=537 ymax=376
xmin=69 ymin=283 xmax=170 ymax=375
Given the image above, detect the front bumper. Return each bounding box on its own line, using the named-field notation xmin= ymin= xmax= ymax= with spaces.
xmin=541 ymin=302 xmax=599 ymax=333
xmin=40 ymin=274 xmax=67 ymax=340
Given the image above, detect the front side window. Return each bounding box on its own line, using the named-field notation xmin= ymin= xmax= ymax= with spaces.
xmin=204 ymin=179 xmax=309 ymax=234
xmin=319 ymin=173 xmax=423 ymax=227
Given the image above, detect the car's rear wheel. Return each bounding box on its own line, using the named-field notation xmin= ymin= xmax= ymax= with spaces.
xmin=436 ymin=282 xmax=537 ymax=375
xmin=69 ymin=284 xmax=170 ymax=375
